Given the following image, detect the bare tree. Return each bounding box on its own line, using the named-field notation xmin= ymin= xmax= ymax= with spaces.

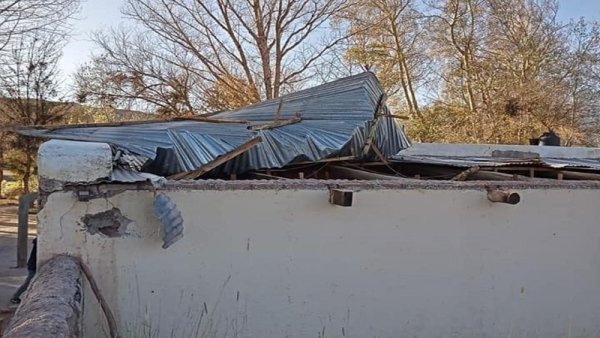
xmin=427 ymin=0 xmax=488 ymax=114
xmin=402 ymin=0 xmax=600 ymax=145
xmin=343 ymin=0 xmax=428 ymax=119
xmin=0 ymin=0 xmax=78 ymax=196
xmin=0 ymin=0 xmax=79 ymax=57
xmin=0 ymin=32 xmax=70 ymax=193
xmin=480 ymin=0 xmax=570 ymax=142
xmin=566 ymin=20 xmax=600 ymax=145
xmin=75 ymin=34 xmax=203 ymax=116
xmin=78 ymin=0 xmax=352 ymax=115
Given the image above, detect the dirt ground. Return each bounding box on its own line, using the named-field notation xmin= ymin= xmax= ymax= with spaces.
xmin=0 ymin=201 xmax=37 ymax=334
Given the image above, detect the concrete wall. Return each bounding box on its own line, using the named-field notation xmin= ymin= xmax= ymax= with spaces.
xmin=38 ymin=185 xmax=600 ymax=338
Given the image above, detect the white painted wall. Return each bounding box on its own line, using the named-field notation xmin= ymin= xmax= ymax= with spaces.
xmin=38 ymin=186 xmax=600 ymax=338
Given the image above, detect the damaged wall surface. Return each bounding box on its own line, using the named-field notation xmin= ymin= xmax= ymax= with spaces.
xmin=37 ymin=184 xmax=600 ymax=338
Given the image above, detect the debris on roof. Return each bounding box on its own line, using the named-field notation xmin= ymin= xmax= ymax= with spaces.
xmin=16 ymin=74 xmax=600 ymax=183
xmin=391 ymin=143 xmax=600 ymax=181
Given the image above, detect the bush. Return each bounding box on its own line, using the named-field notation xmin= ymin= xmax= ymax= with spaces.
xmin=1 ymin=176 xmax=38 ymax=200
xmin=2 ymin=180 xmax=24 ymax=200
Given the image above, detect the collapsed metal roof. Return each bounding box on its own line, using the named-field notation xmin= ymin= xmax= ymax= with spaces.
xmin=393 ymin=143 xmax=600 ymax=170
xmin=18 ymin=72 xmax=410 ymax=178
xmin=393 ymin=154 xmax=600 ymax=170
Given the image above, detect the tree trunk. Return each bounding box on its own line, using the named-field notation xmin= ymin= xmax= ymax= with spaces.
xmin=390 ymin=19 xmax=422 ymax=120
xmin=400 ymin=56 xmax=421 ymax=117
xmin=462 ymin=54 xmax=477 ymax=114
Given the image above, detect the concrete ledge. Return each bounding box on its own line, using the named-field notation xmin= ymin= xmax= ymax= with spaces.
xmin=57 ymin=179 xmax=600 ymax=198
xmin=160 ymin=178 xmax=600 ymax=191
xmin=3 ymin=255 xmax=82 ymax=338
xmin=38 ymin=140 xmax=112 ymax=192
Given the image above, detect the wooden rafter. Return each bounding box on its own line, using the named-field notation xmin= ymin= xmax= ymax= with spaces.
xmin=248 ymin=116 xmax=302 ymax=131
xmin=286 ymin=156 xmax=356 ymax=166
xmin=329 ymin=165 xmax=406 ymax=180
xmin=169 ymin=137 xmax=262 ymax=180
xmin=452 ymin=166 xmax=480 ymax=181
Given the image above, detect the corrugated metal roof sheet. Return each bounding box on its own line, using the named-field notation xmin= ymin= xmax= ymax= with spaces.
xmin=18 ymin=72 xmax=410 ymax=176
xmin=391 ymin=155 xmax=540 ymax=167
xmin=392 ymin=154 xmax=600 ymax=170
xmin=396 ymin=142 xmax=600 ymax=159
xmin=110 ymin=167 xmax=166 ymax=185
xmin=214 ymin=72 xmax=385 ymax=121
xmin=393 ymin=143 xmax=600 ymax=171
xmin=538 ymin=158 xmax=600 ymax=170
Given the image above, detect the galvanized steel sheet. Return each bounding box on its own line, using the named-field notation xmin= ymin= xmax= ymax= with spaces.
xmin=19 ymin=72 xmax=410 ymax=176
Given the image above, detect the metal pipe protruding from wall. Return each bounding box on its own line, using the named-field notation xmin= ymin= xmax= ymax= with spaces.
xmin=487 ymin=189 xmax=520 ymax=205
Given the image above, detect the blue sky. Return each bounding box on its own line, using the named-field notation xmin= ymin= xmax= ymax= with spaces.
xmin=60 ymin=0 xmax=124 ymax=93
xmin=58 ymin=0 xmax=600 ymax=95
xmin=558 ymin=0 xmax=600 ymax=21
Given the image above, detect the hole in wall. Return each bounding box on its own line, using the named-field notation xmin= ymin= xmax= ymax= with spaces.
xmin=81 ymin=208 xmax=132 ymax=237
